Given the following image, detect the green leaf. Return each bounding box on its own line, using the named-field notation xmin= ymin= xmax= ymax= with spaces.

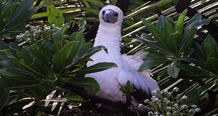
xmin=178 ymin=58 xmax=205 ymax=67
xmin=52 ymin=24 xmax=68 ymax=54
xmin=64 ymin=77 xmax=100 ymax=95
xmin=0 ymin=0 xmax=2 ymax=13
xmin=0 ymin=3 xmax=19 ymax=30
xmin=167 ymin=60 xmax=181 ymax=78
xmin=201 ymin=43 xmax=215 ymax=58
xmin=0 ymin=68 xmax=37 ymax=81
xmin=52 ymin=41 xmax=78 ymax=73
xmin=0 ymin=87 xmax=10 ymax=111
xmin=176 ymin=9 xmax=187 ymax=33
xmin=67 ymin=45 xmax=107 ymax=67
xmin=0 ymin=78 xmax=40 ymax=89
xmin=139 ymin=58 xmax=170 ymax=72
xmin=166 ymin=17 xmax=175 ymax=29
xmin=184 ymin=19 xmax=210 ymax=36
xmin=183 ymin=47 xmax=194 ymax=57
xmin=4 ymin=0 xmax=38 ymax=32
xmin=176 ymin=64 xmax=210 ymax=77
xmin=156 ymin=15 xmax=165 ymax=33
xmin=148 ymin=23 xmax=167 ymax=45
xmin=203 ymin=34 xmax=217 ymax=54
xmin=180 ymin=28 xmax=196 ymax=52
xmin=16 ymin=51 xmax=33 ymax=65
xmin=164 ymin=20 xmax=175 ymax=36
xmin=185 ymin=13 xmax=202 ymax=29
xmin=191 ymin=41 xmax=207 ymax=63
xmin=205 ymin=57 xmax=218 ymax=74
xmin=47 ymin=4 xmax=64 ymax=27
xmin=166 ymin=31 xmax=182 ymax=57
xmin=72 ymin=62 xmax=117 ymax=74
xmin=135 ymin=34 xmax=169 ymax=54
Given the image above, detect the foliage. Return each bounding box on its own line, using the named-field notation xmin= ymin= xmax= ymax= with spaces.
xmin=0 ymin=0 xmax=218 ymax=115
xmin=0 ymin=24 xmax=117 ymax=114
xmin=136 ymin=10 xmax=210 ymax=78
xmin=0 ymin=0 xmax=38 ymax=38
xmin=134 ymin=7 xmax=218 ymax=116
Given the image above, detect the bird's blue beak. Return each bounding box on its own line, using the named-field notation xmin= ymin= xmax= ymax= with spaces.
xmin=102 ymin=9 xmax=118 ymax=23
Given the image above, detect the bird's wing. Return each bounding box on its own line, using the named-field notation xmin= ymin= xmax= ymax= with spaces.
xmin=117 ymin=65 xmax=159 ymax=104
xmin=122 ymin=54 xmax=151 ymax=77
xmin=120 ymin=54 xmax=160 ymax=103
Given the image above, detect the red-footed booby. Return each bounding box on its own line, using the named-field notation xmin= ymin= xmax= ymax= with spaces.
xmin=86 ymin=5 xmax=160 ymax=107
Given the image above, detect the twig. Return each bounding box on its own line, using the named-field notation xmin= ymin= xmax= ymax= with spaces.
xmin=136 ymin=35 xmax=157 ymax=43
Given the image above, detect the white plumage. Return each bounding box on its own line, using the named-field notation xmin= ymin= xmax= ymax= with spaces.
xmin=86 ymin=5 xmax=160 ymax=107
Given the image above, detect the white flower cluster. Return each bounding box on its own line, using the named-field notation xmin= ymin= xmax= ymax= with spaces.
xmin=144 ymin=87 xmax=201 ymax=116
xmin=16 ymin=24 xmax=60 ymax=44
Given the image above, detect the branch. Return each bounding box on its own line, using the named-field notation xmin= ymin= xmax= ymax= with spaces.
xmin=61 ymin=83 xmax=137 ymax=116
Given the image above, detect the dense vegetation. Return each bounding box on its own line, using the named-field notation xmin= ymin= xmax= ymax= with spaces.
xmin=0 ymin=0 xmax=218 ymax=115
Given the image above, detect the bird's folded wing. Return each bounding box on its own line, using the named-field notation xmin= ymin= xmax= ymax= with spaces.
xmin=122 ymin=54 xmax=151 ymax=77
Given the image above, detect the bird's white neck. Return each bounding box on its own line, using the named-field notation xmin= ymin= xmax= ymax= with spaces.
xmin=90 ymin=24 xmax=123 ymax=67
xmin=94 ymin=24 xmax=122 ymax=46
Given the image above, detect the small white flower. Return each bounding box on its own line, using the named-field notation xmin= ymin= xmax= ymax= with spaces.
xmin=161 ymin=89 xmax=168 ymax=94
xmin=152 ymin=89 xmax=158 ymax=95
xmin=151 ymin=96 xmax=157 ymax=102
xmin=148 ymin=111 xmax=154 ymax=116
xmin=181 ymin=105 xmax=188 ymax=109
xmin=173 ymin=103 xmax=178 ymax=108
xmin=167 ymin=112 xmax=171 ymax=115
xmin=173 ymin=87 xmax=179 ymax=92
xmin=195 ymin=108 xmax=201 ymax=112
xmin=191 ymin=104 xmax=197 ymax=108
xmin=144 ymin=99 xmax=149 ymax=103
xmin=189 ymin=109 xmax=194 ymax=113
xmin=182 ymin=95 xmax=187 ymax=100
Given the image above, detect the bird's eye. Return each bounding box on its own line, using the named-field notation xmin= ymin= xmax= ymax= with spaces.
xmin=114 ymin=12 xmax=118 ymax=17
xmin=102 ymin=10 xmax=105 ymax=15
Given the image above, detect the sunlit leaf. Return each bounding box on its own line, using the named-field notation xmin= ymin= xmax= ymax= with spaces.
xmin=47 ymin=4 xmax=64 ymax=27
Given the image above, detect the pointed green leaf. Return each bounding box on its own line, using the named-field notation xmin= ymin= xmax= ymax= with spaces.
xmin=67 ymin=45 xmax=107 ymax=67
xmin=185 ymin=13 xmax=202 ymax=29
xmin=156 ymin=15 xmax=165 ymax=33
xmin=0 ymin=78 xmax=40 ymax=89
xmin=52 ymin=24 xmax=68 ymax=54
xmin=64 ymin=77 xmax=100 ymax=95
xmin=201 ymin=43 xmax=215 ymax=58
xmin=184 ymin=19 xmax=210 ymax=36
xmin=0 ymin=3 xmax=19 ymax=30
xmin=205 ymin=57 xmax=218 ymax=74
xmin=180 ymin=28 xmax=196 ymax=52
xmin=52 ymin=41 xmax=78 ymax=73
xmin=0 ymin=88 xmax=10 ymax=111
xmin=166 ymin=31 xmax=182 ymax=56
xmin=139 ymin=58 xmax=170 ymax=72
xmin=166 ymin=17 xmax=175 ymax=29
xmin=176 ymin=9 xmax=187 ymax=33
xmin=176 ymin=64 xmax=210 ymax=77
xmin=148 ymin=23 xmax=167 ymax=44
xmin=164 ymin=20 xmax=175 ymax=36
xmin=72 ymin=62 xmax=117 ymax=74
xmin=183 ymin=47 xmax=194 ymax=57
xmin=203 ymin=34 xmax=217 ymax=54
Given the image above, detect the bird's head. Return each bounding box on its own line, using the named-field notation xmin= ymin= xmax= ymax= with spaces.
xmin=99 ymin=5 xmax=124 ymax=27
